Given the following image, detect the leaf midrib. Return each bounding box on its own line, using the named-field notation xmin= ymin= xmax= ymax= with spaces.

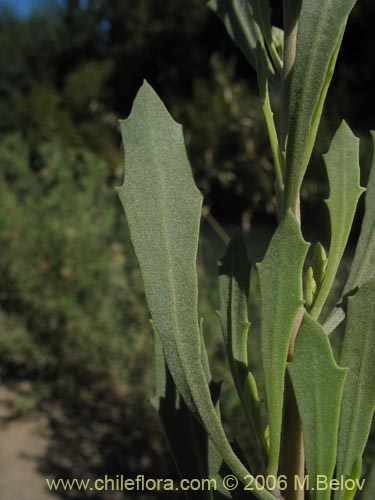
xmin=139 ymin=99 xmax=197 ymax=398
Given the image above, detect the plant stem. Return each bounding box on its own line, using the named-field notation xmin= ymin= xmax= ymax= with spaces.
xmin=279 ymin=3 xmax=305 ymax=499
xmin=278 ymin=306 xmax=305 ymax=500
xmin=280 ymin=369 xmax=305 ymax=500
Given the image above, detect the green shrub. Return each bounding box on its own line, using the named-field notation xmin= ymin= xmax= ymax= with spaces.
xmin=0 ymin=133 xmax=150 ymax=393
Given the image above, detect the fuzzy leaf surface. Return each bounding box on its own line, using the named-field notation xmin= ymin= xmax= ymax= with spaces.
xmin=323 ymin=131 xmax=375 ymax=333
xmin=284 ymin=0 xmax=357 ymax=211
xmin=118 ymin=81 xmax=274 ymax=500
xmin=311 ymin=121 xmax=363 ymax=318
xmin=335 ymin=278 xmax=375 ymax=500
xmin=118 ymin=81 xmax=202 ymax=413
xmin=258 ymin=211 xmax=309 ymax=474
xmin=288 ymin=314 xmax=346 ymax=500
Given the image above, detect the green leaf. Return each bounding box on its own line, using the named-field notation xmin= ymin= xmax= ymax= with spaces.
xmin=361 ymin=456 xmax=375 ymax=500
xmin=118 ymin=81 xmax=202 ymax=413
xmin=342 ymin=457 xmax=362 ymax=500
xmin=284 ymin=0 xmax=357 ymax=211
xmin=154 ymin=334 xmax=253 ymax=500
xmin=256 ymin=44 xmax=284 ymax=203
xmin=218 ymin=231 xmax=266 ymax=466
xmin=311 ymin=121 xmax=364 ymax=319
xmin=153 ymin=332 xmax=209 ymax=488
xmin=258 ymin=211 xmax=309 ymax=474
xmin=303 ymin=266 xmax=317 ymax=307
xmin=200 ymin=318 xmax=212 ymax=382
xmin=118 ymin=81 xmax=275 ymax=500
xmin=153 ymin=333 xmax=231 ymax=500
xmin=344 ymin=131 xmax=375 ymax=295
xmin=271 ymin=26 xmax=283 ymax=61
xmin=322 ymin=131 xmax=375 ymax=334
xmin=335 ymin=278 xmax=375 ymax=500
xmin=312 ymin=242 xmax=328 ymax=289
xmin=288 ymin=314 xmax=347 ymax=500
xmin=218 ymin=231 xmax=250 ymax=391
xmin=209 ymin=1 xmax=283 ymax=201
xmin=208 ymin=0 xmax=279 ymax=82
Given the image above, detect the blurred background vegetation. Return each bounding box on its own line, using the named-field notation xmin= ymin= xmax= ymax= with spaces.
xmin=0 ymin=0 xmax=374 ymax=497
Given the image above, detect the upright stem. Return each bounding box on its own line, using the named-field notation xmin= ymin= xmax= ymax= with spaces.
xmin=279 ymin=3 xmax=305 ymax=500
xmin=280 ymin=374 xmax=304 ymax=499
xmin=279 ymin=307 xmax=305 ymax=500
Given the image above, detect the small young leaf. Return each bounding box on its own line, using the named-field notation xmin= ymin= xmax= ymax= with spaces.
xmin=288 ymin=314 xmax=347 ymax=500
xmin=335 ymin=278 xmax=375 ymax=500
xmin=256 ymin=44 xmax=284 ymax=203
xmin=258 ymin=210 xmax=309 ymax=474
xmin=119 ymin=82 xmax=275 ymax=500
xmin=344 ymin=131 xmax=375 ymax=295
xmin=303 ymin=266 xmax=317 ymax=307
xmin=271 ymin=26 xmax=283 ymax=61
xmin=312 ymin=242 xmax=328 ymax=288
xmin=311 ymin=121 xmax=364 ymax=319
xmin=284 ymin=0 xmax=357 ymax=211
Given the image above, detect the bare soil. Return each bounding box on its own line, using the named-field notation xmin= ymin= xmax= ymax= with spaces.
xmin=0 ymin=383 xmax=178 ymax=500
xmin=0 ymin=386 xmax=54 ymax=500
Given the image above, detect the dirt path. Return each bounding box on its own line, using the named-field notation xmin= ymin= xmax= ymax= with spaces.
xmin=0 ymin=383 xmax=176 ymax=500
xmin=0 ymin=386 xmax=56 ymax=500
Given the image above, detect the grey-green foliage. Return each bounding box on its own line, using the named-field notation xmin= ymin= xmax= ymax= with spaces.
xmin=258 ymin=212 xmax=308 ymax=475
xmin=118 ymin=81 xmax=274 ymax=500
xmin=218 ymin=232 xmax=266 ymax=466
xmin=288 ymin=314 xmax=347 ymax=500
xmin=154 ymin=330 xmax=251 ymax=500
xmin=118 ymin=81 xmax=202 ymax=413
xmin=153 ymin=333 xmax=232 ymax=500
xmin=335 ymin=279 xmax=375 ymax=500
xmin=310 ymin=121 xmax=364 ymax=319
xmin=323 ymin=130 xmax=375 ymax=334
xmin=285 ymin=0 xmax=357 ymax=211
xmin=218 ymin=232 xmax=251 ymax=391
xmin=118 ymin=2 xmax=375 ymax=500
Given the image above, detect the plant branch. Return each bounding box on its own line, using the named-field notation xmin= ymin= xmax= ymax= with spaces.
xmin=279 ymin=306 xmax=305 ymax=500
xmin=278 ymin=3 xmax=304 ymax=499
